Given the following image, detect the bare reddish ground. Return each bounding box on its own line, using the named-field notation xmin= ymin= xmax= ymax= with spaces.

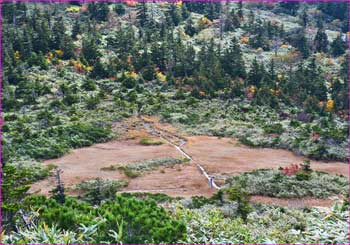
xmin=29 ymin=138 xmax=214 ymax=197
xmin=29 ymin=117 xmax=348 ymax=207
xmin=183 ymin=136 xmax=348 ymax=177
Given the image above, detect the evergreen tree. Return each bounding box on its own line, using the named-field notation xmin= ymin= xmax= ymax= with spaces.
xmin=300 ymin=8 xmax=308 ymax=27
xmin=221 ymin=37 xmax=246 ymax=79
xmin=238 ymin=1 xmax=243 ymax=19
xmin=268 ymin=59 xmax=276 ymax=87
xmin=33 ymin=20 xmax=50 ymax=53
xmin=314 ymin=27 xmax=328 ymax=53
xmin=50 ymin=17 xmax=65 ymax=50
xmin=224 ymin=8 xmax=240 ymax=32
xmin=136 ymin=1 xmax=148 ymax=27
xmin=71 ymin=19 xmax=81 ymax=40
xmin=330 ymin=35 xmax=347 ymax=57
xmin=247 ymin=58 xmax=267 ymax=87
xmin=168 ymin=4 xmax=182 ymax=26
xmin=279 ymin=2 xmax=299 ymax=16
xmin=295 ymin=29 xmax=310 ymax=58
xmin=115 ymin=3 xmax=126 ymax=16
xmin=61 ymin=35 xmax=75 ymax=60
xmin=90 ymin=58 xmax=107 ymax=79
xmin=50 ymin=169 xmax=65 ymax=204
xmin=87 ymin=3 xmax=109 ymax=22
xmin=81 ymin=36 xmax=101 ymax=64
xmin=185 ymin=18 xmax=196 ymax=37
xmin=181 ymin=4 xmax=190 ymax=20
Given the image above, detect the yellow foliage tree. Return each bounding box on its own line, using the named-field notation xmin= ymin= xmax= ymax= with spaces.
xmin=240 ymin=37 xmax=249 ymax=44
xmin=249 ymin=85 xmax=256 ymax=94
xmin=156 ymin=71 xmax=166 ymax=82
xmin=197 ymin=17 xmax=212 ymax=30
xmin=14 ymin=51 xmax=21 ymax=61
xmin=326 ymin=99 xmax=334 ymax=111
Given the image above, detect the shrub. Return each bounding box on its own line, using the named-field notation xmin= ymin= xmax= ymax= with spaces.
xmin=225 ymin=169 xmax=348 ymax=198
xmin=82 ymin=80 xmax=97 ymax=91
xmin=120 ymin=167 xmax=141 ymax=178
xmin=10 ymin=122 xmax=112 ymax=160
xmin=75 ymin=178 xmax=128 ymax=204
xmin=85 ymin=95 xmax=101 ymax=110
xmin=225 ymin=185 xmax=252 ymax=222
xmin=21 ymin=195 xmax=186 ymax=243
xmin=295 ymin=171 xmax=311 ymax=181
xmin=282 ymin=163 xmax=300 ymax=176
xmin=139 ymin=138 xmax=164 ymax=145
xmin=263 ymin=123 xmax=284 ymax=134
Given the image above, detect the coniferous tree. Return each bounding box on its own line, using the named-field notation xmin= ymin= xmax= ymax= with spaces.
xmin=221 ymin=37 xmax=246 ymax=79
xmin=51 ymin=169 xmax=65 ymax=204
xmin=314 ymin=27 xmax=328 ymax=53
xmin=50 ymin=17 xmax=65 ymax=50
xmin=330 ymin=35 xmax=347 ymax=57
xmin=81 ymin=36 xmax=101 ymax=64
xmin=185 ymin=18 xmax=196 ymax=37
xmin=136 ymin=1 xmax=148 ymax=27
xmin=238 ymin=1 xmax=243 ymax=19
xmin=181 ymin=4 xmax=190 ymax=20
xmin=61 ymin=35 xmax=75 ymax=60
xmin=279 ymin=2 xmax=299 ymax=16
xmin=247 ymin=58 xmax=267 ymax=87
xmin=33 ymin=20 xmax=50 ymax=53
xmin=300 ymin=8 xmax=308 ymax=27
xmin=168 ymin=4 xmax=182 ymax=26
xmin=115 ymin=3 xmax=126 ymax=16
xmin=87 ymin=3 xmax=109 ymax=22
xmin=295 ymin=29 xmax=310 ymax=58
xmin=71 ymin=19 xmax=81 ymax=40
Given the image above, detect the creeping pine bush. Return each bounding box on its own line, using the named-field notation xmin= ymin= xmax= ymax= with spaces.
xmin=75 ymin=178 xmax=129 ymax=205
xmin=225 ymin=169 xmax=348 ymax=198
xmin=11 ymin=122 xmax=112 ymax=160
xmin=21 ymin=195 xmax=186 ymax=244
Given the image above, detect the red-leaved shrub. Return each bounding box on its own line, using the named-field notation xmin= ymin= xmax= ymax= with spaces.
xmin=282 ymin=163 xmax=300 ymax=176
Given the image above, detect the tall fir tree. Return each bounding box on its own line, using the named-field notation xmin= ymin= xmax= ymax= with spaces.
xmin=314 ymin=27 xmax=328 ymax=53
xmin=330 ymin=35 xmax=346 ymax=57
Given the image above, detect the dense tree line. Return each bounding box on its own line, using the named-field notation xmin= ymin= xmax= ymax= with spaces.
xmin=2 ymin=2 xmax=348 ymax=113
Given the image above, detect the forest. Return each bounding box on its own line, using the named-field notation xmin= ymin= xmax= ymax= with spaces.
xmin=2 ymin=1 xmax=349 ymax=244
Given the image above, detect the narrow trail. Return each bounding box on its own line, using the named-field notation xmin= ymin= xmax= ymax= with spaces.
xmin=139 ymin=115 xmax=221 ymax=190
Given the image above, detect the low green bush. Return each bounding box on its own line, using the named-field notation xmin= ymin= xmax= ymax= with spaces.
xmin=75 ymin=178 xmax=129 ymax=204
xmin=225 ymin=169 xmax=348 ymax=198
xmin=9 ymin=122 xmax=112 ymax=160
xmin=21 ymin=195 xmax=187 ymax=243
xmin=139 ymin=138 xmax=164 ymax=145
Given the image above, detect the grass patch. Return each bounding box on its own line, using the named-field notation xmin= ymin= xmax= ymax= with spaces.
xmin=100 ymin=165 xmax=119 ymax=171
xmin=139 ymin=138 xmax=164 ymax=146
xmin=119 ymin=167 xmax=141 ymax=178
xmin=114 ymin=157 xmax=184 ymax=178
